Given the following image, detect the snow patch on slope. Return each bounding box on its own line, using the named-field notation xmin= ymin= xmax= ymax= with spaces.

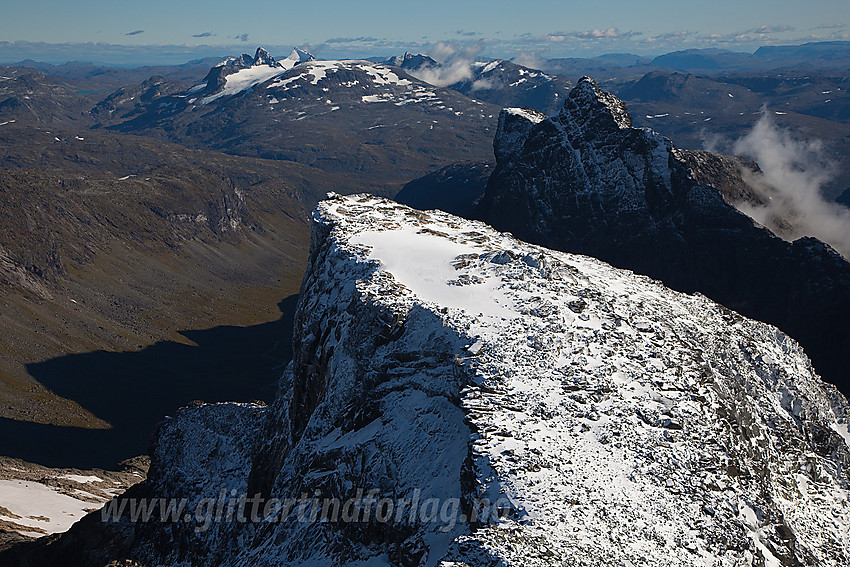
xmin=0 ymin=480 xmax=99 ymax=536
xmin=201 ymin=65 xmax=288 ymax=103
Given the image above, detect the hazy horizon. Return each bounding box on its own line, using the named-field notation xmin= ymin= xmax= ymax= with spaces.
xmin=1 ymin=0 xmax=847 ymax=66
xmin=1 ymin=38 xmax=849 ymax=68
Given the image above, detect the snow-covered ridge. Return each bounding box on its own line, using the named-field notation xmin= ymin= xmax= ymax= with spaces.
xmin=20 ymin=195 xmax=850 ymax=565
xmin=309 ymin=194 xmax=850 ymax=566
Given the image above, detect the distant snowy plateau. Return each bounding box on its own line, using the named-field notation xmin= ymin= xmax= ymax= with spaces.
xmin=160 ymin=47 xmax=492 ymax=118
xmin=24 ymin=193 xmax=849 ymax=566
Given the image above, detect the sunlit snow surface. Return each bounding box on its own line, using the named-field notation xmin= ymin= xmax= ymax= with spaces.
xmin=354 ymin=228 xmax=516 ymax=320
xmin=0 ymin=480 xmax=99 ymax=536
xmin=317 ymin=194 xmax=850 ymax=566
xmin=201 ymin=65 xmax=290 ymax=103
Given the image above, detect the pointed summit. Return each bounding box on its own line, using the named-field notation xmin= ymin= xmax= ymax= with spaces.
xmin=286 ymin=47 xmax=315 ymax=64
xmin=252 ymin=47 xmax=277 ymax=67
xmin=562 ymin=76 xmax=632 ymax=129
xmin=278 ymin=47 xmax=315 ymax=71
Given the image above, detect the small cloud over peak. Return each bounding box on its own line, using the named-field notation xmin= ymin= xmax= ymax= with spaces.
xmin=405 ymin=41 xmax=486 ymax=87
xmin=192 ymin=32 xmax=215 ymax=38
xmin=234 ymin=33 xmax=249 ymax=42
xmin=729 ymin=109 xmax=850 ymax=260
xmin=511 ymin=50 xmax=546 ymax=70
xmin=124 ymin=30 xmax=144 ymax=36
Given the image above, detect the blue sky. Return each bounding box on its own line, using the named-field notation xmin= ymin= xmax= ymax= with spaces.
xmin=1 ymin=0 xmax=848 ymax=65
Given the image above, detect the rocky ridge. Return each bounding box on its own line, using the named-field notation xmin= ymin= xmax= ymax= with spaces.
xmin=5 ymin=194 xmax=850 ymax=566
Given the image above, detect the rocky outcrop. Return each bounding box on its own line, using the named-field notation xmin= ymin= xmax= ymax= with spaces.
xmin=480 ymin=77 xmax=850 ymax=397
xmin=5 ymin=194 xmax=850 ymax=566
xmin=384 ymin=52 xmax=438 ymax=72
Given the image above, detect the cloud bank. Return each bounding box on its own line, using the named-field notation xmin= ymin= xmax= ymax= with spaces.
xmin=731 ymin=109 xmax=850 ymax=259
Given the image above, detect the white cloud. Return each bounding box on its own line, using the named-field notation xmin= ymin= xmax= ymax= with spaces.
xmin=406 ymin=41 xmax=486 ymax=87
xmin=731 ymin=109 xmax=850 ymax=259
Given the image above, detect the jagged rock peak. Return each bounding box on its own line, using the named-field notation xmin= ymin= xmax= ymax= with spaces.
xmin=482 ymin=77 xmax=850 ymax=398
xmin=253 ymin=46 xmax=277 ymax=67
xmin=563 ymin=76 xmax=632 ymax=129
xmin=233 ymin=52 xmax=255 ymax=67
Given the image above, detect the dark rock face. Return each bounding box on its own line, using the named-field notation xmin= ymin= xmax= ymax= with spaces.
xmin=481 ymin=76 xmax=850 ymax=395
xmin=394 ymin=160 xmax=494 ymax=218
xmin=384 ymin=52 xmax=438 ymax=71
xmin=675 ymin=150 xmax=766 ymax=207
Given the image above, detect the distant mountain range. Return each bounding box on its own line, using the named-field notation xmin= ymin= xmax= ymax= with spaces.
xmin=84 ymin=47 xmax=500 ymax=194
xmin=373 ymin=45 xmax=850 ymax=201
